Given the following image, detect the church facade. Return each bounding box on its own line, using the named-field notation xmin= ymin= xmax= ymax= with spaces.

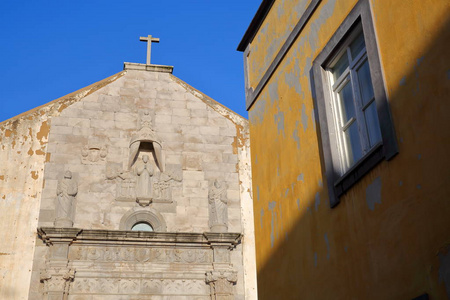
xmin=0 ymin=62 xmax=256 ymax=299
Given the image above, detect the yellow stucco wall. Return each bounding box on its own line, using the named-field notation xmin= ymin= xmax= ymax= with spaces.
xmin=245 ymin=0 xmax=450 ymax=298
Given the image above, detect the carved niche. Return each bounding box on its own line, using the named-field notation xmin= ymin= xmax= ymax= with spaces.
xmin=106 ymin=111 xmax=182 ymax=206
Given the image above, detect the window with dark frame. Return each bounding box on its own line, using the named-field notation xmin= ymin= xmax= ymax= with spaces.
xmin=310 ymin=0 xmax=398 ymax=207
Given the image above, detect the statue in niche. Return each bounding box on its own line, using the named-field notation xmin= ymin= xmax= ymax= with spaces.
xmin=135 ymin=154 xmax=154 ymax=203
xmin=54 ymin=171 xmax=78 ymax=227
xmin=208 ymin=179 xmax=228 ymax=232
xmin=110 ymin=111 xmax=184 ymax=204
xmin=128 ymin=111 xmax=164 ymax=172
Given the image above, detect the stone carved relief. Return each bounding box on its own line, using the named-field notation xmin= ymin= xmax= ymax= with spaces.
xmin=81 ymin=142 xmax=107 ymax=164
xmin=108 ymin=162 xmax=182 ymax=205
xmin=40 ymin=268 xmax=75 ymax=298
xmin=54 ymin=171 xmax=77 ymax=227
xmin=141 ymin=279 xmax=163 ymax=294
xmin=129 ymin=111 xmax=164 ymax=171
xmin=153 ymin=167 xmax=182 ymax=200
xmin=209 ymin=180 xmax=228 ymax=232
xmin=135 ymin=154 xmax=154 ymax=202
xmin=205 ymin=270 xmax=237 ymax=300
xmin=71 ymin=278 xmax=209 ymax=295
xmin=105 ymin=111 xmax=182 ymax=205
xmin=72 ymin=278 xmax=118 ymax=294
xmin=69 ymin=246 xmax=212 ymax=264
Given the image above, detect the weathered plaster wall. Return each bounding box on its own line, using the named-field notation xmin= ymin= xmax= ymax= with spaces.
xmin=246 ymin=0 xmax=310 ymax=89
xmin=0 ymin=73 xmax=125 ymax=299
xmin=245 ymin=0 xmax=450 ymax=298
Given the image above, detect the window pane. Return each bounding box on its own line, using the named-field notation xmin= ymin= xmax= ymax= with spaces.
xmin=350 ymin=32 xmax=365 ymax=59
xmin=364 ymin=102 xmax=382 ymax=146
xmin=338 ymin=81 xmax=355 ymax=125
xmin=357 ymin=60 xmax=374 ymax=106
xmin=131 ymin=222 xmax=153 ymax=232
xmin=344 ymin=122 xmax=363 ymax=167
xmin=332 ymin=53 xmax=349 ymax=80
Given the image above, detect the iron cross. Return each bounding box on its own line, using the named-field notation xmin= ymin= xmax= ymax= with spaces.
xmin=139 ymin=35 xmax=160 ymax=65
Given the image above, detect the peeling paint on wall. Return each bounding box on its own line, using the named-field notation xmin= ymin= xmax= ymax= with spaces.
xmin=301 ymin=103 xmax=308 ymax=131
xmin=257 ymin=186 xmax=260 ymax=201
xmin=274 ymin=111 xmax=285 ymax=137
xmin=366 ymin=176 xmax=382 ymax=211
xmin=293 ymin=119 xmax=301 ymax=149
xmin=324 ymin=233 xmax=330 ymax=260
xmin=249 ymin=98 xmax=267 ymax=125
xmin=268 ymin=201 xmax=277 ymax=248
xmin=260 ymin=209 xmax=264 ymax=229
xmin=314 ymin=192 xmax=320 ymax=211
xmin=268 ymin=82 xmax=279 ymax=105
xmin=297 ymin=173 xmax=304 ymax=182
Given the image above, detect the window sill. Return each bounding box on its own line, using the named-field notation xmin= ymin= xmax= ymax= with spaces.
xmin=333 ymin=142 xmax=384 ymax=200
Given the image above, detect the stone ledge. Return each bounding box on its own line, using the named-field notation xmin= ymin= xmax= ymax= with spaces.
xmin=123 ymin=62 xmax=173 ymax=73
xmin=38 ymin=227 xmax=242 ymax=247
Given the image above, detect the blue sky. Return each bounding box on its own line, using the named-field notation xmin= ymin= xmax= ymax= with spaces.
xmin=0 ymin=1 xmax=261 ymax=122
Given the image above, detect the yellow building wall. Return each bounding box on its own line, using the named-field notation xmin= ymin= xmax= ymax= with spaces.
xmin=246 ymin=0 xmax=450 ymax=298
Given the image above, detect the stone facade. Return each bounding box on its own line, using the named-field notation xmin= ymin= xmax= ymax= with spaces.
xmin=0 ymin=63 xmax=256 ymax=299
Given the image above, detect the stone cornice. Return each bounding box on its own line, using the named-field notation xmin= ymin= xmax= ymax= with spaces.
xmin=38 ymin=227 xmax=82 ymax=245
xmin=38 ymin=227 xmax=242 ymax=248
xmin=203 ymin=232 xmax=242 ymax=247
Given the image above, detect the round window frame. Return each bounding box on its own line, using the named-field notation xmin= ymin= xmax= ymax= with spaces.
xmin=131 ymin=221 xmax=154 ymax=232
xmin=119 ymin=208 xmax=167 ymax=232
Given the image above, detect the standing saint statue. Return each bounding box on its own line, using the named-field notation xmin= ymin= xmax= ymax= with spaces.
xmin=208 ymin=179 xmax=228 ymax=232
xmin=54 ymin=171 xmax=78 ymax=227
xmin=135 ymin=154 xmax=154 ymax=205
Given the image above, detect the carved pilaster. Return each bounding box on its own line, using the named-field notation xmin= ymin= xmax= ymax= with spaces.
xmin=38 ymin=228 xmax=81 ymax=299
xmin=40 ymin=268 xmax=75 ymax=300
xmin=205 ymin=270 xmax=237 ymax=300
xmin=204 ymin=233 xmax=241 ymax=299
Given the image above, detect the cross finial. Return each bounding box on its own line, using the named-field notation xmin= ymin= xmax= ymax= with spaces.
xmin=139 ymin=35 xmax=160 ymax=65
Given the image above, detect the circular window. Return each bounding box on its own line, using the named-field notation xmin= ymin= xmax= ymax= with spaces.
xmin=119 ymin=208 xmax=167 ymax=232
xmin=131 ymin=222 xmax=154 ymax=232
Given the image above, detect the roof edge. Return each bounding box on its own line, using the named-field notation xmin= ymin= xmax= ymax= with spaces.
xmin=169 ymin=74 xmax=248 ymax=128
xmin=237 ymin=0 xmax=276 ymax=52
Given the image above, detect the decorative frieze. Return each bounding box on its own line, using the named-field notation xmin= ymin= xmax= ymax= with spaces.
xmin=71 ymin=277 xmax=209 ymax=295
xmin=38 ymin=228 xmax=242 ymax=299
xmin=69 ymin=246 xmax=212 ymax=264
